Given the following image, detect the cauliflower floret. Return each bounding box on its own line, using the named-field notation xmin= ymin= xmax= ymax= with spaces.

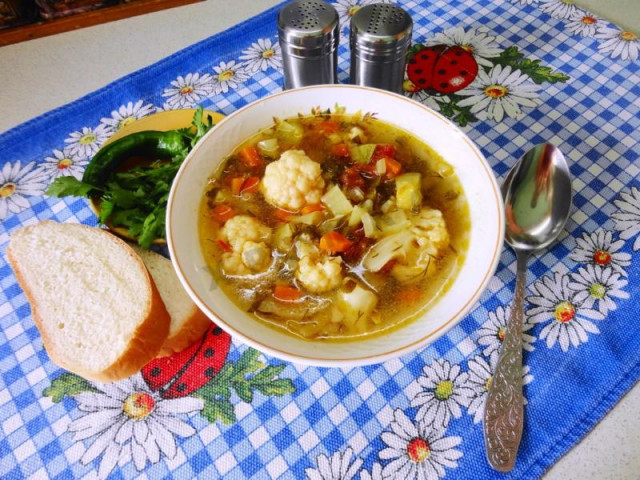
xmin=296 ymin=255 xmax=343 ymax=293
xmin=220 ymin=215 xmax=272 ymax=251
xmin=261 ymin=150 xmax=325 ymax=210
xmin=221 ymin=252 xmax=252 ymax=276
xmin=241 ymin=241 xmax=271 ymax=271
xmin=411 ymin=208 xmax=449 ymax=252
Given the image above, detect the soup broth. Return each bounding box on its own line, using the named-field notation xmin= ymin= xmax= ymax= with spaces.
xmin=198 ymin=112 xmax=470 ymax=341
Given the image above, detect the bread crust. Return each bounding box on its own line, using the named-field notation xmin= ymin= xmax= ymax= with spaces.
xmin=6 ymin=222 xmax=171 ymax=383
xmin=157 ymin=307 xmax=211 ymax=357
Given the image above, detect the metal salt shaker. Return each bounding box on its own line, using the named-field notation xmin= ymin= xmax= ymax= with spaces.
xmin=350 ymin=3 xmax=413 ymax=94
xmin=277 ymin=0 xmax=340 ymax=89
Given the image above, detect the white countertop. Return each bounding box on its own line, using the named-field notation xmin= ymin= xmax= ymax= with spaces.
xmin=1 ymin=1 xmax=639 ymax=478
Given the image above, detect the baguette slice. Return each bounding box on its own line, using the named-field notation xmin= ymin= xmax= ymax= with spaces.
xmin=131 ymin=246 xmax=210 ymax=356
xmin=6 ymin=221 xmax=171 ymax=382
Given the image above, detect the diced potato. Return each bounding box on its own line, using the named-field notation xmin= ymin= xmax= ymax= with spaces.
xmin=361 ymin=212 xmax=378 ymax=238
xmin=322 ymin=185 xmax=353 ymax=216
xmin=276 ymin=120 xmax=303 ymax=145
xmin=273 ymin=223 xmax=294 ymax=252
xmin=337 ymin=284 xmax=378 ymax=328
xmin=396 ymin=173 xmax=423 ymax=210
xmin=348 ymin=205 xmax=365 ymax=227
xmin=289 ymin=211 xmax=324 ymax=226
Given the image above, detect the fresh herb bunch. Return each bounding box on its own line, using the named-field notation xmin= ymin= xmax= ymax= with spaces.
xmin=47 ymin=107 xmax=215 ymax=248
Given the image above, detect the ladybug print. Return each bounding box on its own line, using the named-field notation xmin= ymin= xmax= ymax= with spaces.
xmin=142 ymin=323 xmax=232 ymax=398
xmin=407 ymin=44 xmax=479 ymax=94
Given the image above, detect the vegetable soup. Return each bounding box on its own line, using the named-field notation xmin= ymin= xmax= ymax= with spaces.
xmin=198 ymin=111 xmax=470 ymax=341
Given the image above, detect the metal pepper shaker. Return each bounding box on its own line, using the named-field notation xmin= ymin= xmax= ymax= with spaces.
xmin=350 ymin=3 xmax=413 ymax=94
xmin=277 ymin=0 xmax=340 ymax=89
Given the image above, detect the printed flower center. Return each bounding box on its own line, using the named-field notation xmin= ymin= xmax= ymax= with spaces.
xmin=593 ymin=249 xmax=612 ymax=265
xmin=118 ymin=116 xmax=137 ymax=130
xmin=348 ymin=6 xmax=361 ymax=17
xmin=461 ymin=44 xmax=474 ymax=53
xmin=497 ymin=326 xmax=506 ymax=342
xmin=123 ymin=392 xmax=155 ymax=420
xmin=620 ymin=31 xmax=637 ymax=41
xmin=180 ymin=85 xmax=194 ymax=95
xmin=581 ymin=16 xmax=597 ymax=25
xmin=403 ymin=79 xmax=418 ymax=93
xmin=57 ymin=158 xmax=73 ymax=170
xmin=435 ymin=380 xmax=454 ymax=400
xmin=407 ymin=437 xmax=430 ymax=463
xmin=218 ymin=70 xmax=234 ymax=82
xmin=589 ymin=283 xmax=606 ymax=299
xmin=79 ymin=133 xmax=96 ymax=145
xmin=262 ymin=49 xmax=275 ymax=59
xmin=485 ymin=85 xmax=508 ymax=98
xmin=561 ymin=0 xmax=574 ymax=4
xmin=485 ymin=376 xmax=494 ymax=392
xmin=554 ymin=301 xmax=575 ymax=323
xmin=0 ymin=182 xmax=16 ymax=198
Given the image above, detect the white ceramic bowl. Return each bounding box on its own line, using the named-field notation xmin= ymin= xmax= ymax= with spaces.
xmin=167 ymin=85 xmax=504 ymax=367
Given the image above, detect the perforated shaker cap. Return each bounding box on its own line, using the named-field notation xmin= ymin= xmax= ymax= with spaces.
xmin=350 ymin=3 xmax=412 ymax=56
xmin=278 ymin=0 xmax=339 ymax=55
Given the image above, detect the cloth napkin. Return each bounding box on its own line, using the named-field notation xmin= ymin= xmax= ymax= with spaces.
xmin=1 ymin=1 xmax=639 ymax=479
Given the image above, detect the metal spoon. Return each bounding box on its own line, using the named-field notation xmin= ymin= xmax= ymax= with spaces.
xmin=484 ymin=143 xmax=572 ymax=472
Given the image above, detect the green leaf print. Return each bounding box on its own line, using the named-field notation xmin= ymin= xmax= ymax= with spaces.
xmin=43 ymin=373 xmax=98 ymax=402
xmin=494 ymin=46 xmax=570 ymax=84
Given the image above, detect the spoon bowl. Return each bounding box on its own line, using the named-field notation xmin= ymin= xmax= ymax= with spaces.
xmin=484 ymin=143 xmax=572 ymax=472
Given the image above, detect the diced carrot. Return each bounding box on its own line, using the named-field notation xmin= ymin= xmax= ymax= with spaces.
xmin=273 ymin=285 xmax=303 ymax=302
xmin=210 ymin=204 xmax=236 ymax=223
xmin=216 ymin=239 xmax=233 ymax=253
xmin=398 ymin=286 xmax=422 ymax=302
xmin=239 ymin=146 xmax=263 ymax=168
xmin=317 ymin=119 xmax=339 ymax=134
xmin=230 ymin=177 xmax=245 ymax=195
xmin=273 ymin=208 xmax=293 ymax=222
xmin=240 ymin=176 xmax=261 ymax=194
xmin=300 ymin=203 xmax=325 ymax=214
xmin=384 ymin=157 xmax=403 ymax=178
xmin=331 ymin=143 xmax=350 ymax=158
xmin=319 ymin=231 xmax=353 ymax=253
xmin=372 ymin=144 xmax=396 ymax=161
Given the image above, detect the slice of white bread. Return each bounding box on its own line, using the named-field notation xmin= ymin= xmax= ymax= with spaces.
xmin=130 ymin=245 xmax=210 ymax=356
xmin=6 ymin=221 xmax=171 ymax=382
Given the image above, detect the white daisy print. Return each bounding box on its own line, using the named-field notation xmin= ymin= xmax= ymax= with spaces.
xmin=305 ymin=447 xmax=362 ymax=480
xmin=410 ymin=359 xmax=474 ymax=429
xmin=64 ymin=124 xmax=110 ymax=158
xmin=38 ymin=147 xmax=88 ymax=181
xmin=538 ymin=0 xmax=580 ymax=20
xmin=612 ymin=187 xmax=640 ymax=251
xmin=403 ymin=78 xmax=445 ymax=111
xmin=564 ymin=11 xmax=602 ymax=37
xmin=239 ymin=38 xmax=282 ymax=73
xmin=569 ymin=229 xmax=631 ymax=275
xmin=568 ymin=265 xmax=629 ymax=315
xmin=457 ymin=65 xmax=541 ymax=122
xmin=0 ymin=161 xmax=48 ymax=220
xmin=379 ymin=409 xmax=462 ymax=479
xmin=595 ymin=27 xmax=640 ymax=61
xmin=359 ymin=462 xmax=383 ymax=480
xmin=333 ymin=0 xmax=393 ymax=33
xmin=211 ymin=60 xmax=249 ymax=95
xmin=161 ymin=72 xmax=214 ymax=109
xmin=477 ymin=305 xmax=536 ymax=363
xmin=526 ymin=272 xmax=605 ymax=352
xmin=466 ymin=355 xmax=533 ymax=424
xmin=425 ymin=27 xmax=502 ymax=67
xmin=100 ymin=100 xmax=156 ymax=135
xmin=67 ymin=373 xmax=203 ymax=479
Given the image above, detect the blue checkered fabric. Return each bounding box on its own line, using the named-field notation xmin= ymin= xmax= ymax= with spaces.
xmin=1 ymin=1 xmax=639 ymax=479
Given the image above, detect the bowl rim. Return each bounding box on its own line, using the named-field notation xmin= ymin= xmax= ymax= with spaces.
xmin=167 ymin=84 xmax=504 ymax=366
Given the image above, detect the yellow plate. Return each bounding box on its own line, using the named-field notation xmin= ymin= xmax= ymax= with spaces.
xmin=89 ymin=108 xmax=225 ymax=244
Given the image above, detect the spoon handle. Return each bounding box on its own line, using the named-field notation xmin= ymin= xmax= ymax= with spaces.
xmin=484 ymin=250 xmax=528 ymax=472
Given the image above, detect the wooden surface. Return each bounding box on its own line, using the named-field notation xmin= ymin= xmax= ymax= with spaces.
xmin=0 ymin=0 xmax=202 ymax=46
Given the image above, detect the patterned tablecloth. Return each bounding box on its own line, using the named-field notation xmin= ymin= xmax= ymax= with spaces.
xmin=1 ymin=0 xmax=639 ymax=478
